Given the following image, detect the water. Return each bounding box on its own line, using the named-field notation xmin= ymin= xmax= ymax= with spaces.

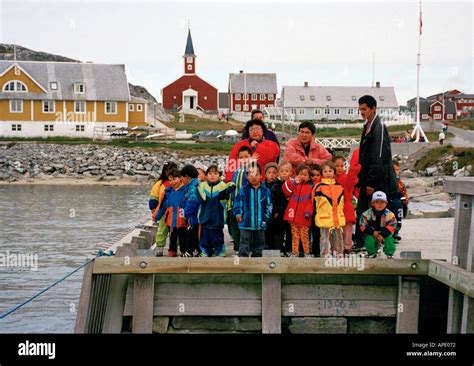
xmin=0 ymin=185 xmax=149 ymax=333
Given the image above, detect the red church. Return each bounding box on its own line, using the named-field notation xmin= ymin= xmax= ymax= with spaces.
xmin=161 ymin=29 xmax=218 ymax=113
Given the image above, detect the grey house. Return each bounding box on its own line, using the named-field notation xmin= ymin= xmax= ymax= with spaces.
xmin=281 ymin=82 xmax=399 ymax=121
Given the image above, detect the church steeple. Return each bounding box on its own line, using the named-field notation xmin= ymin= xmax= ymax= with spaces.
xmin=183 ymin=28 xmax=196 ymax=74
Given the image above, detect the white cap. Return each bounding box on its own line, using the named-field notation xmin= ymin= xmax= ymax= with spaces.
xmin=371 ymin=191 xmax=387 ymax=202
xmin=194 ymin=161 xmax=208 ymax=172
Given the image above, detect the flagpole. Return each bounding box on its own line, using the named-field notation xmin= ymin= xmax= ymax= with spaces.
xmin=412 ymin=0 xmax=429 ymax=143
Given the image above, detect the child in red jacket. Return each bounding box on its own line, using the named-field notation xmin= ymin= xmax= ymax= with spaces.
xmin=282 ymin=164 xmax=314 ymax=257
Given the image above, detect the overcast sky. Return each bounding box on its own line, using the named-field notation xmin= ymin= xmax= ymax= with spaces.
xmin=0 ymin=0 xmax=472 ymax=105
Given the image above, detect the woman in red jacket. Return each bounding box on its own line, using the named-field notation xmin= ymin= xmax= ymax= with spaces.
xmin=225 ymin=119 xmax=280 ymax=182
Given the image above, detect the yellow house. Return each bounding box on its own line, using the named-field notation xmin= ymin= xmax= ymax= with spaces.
xmin=0 ymin=61 xmax=148 ymax=138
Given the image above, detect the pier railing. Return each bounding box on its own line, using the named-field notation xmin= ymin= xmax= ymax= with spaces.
xmin=74 ymin=177 xmax=474 ymax=334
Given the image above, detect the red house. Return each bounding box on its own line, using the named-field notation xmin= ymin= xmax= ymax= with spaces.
xmin=161 ymin=29 xmax=218 ymax=113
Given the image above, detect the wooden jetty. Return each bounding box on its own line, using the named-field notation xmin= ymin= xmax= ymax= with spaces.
xmin=75 ymin=177 xmax=474 ymax=334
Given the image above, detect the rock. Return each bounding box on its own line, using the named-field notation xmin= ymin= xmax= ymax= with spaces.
xmin=453 ymin=167 xmax=465 ymax=177
xmin=347 ymin=318 xmax=395 ymax=334
xmin=43 ymin=166 xmax=54 ymax=173
xmin=401 ymin=170 xmax=416 ymax=178
xmin=405 ymin=178 xmax=430 ymax=189
xmin=425 ymin=166 xmax=438 ymax=175
xmin=112 ymin=170 xmax=124 ymax=177
xmin=152 ymin=317 xmax=170 ymax=334
xmin=288 ymin=317 xmax=347 ymax=334
xmin=144 ymin=163 xmax=153 ymax=171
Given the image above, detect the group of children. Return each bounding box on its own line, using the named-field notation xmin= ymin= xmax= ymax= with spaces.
xmin=148 ymin=147 xmax=409 ymax=259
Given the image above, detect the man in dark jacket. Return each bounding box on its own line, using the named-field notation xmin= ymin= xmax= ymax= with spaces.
xmin=354 ymin=95 xmax=398 ymax=251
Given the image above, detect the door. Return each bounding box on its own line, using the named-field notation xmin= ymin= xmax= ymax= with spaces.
xmin=190 ymin=97 xmax=195 ymax=109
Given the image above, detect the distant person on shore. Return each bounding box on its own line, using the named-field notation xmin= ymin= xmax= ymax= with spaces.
xmin=354 ymin=95 xmax=398 ymax=252
xmin=283 ymin=121 xmax=332 ymax=177
xmin=359 ymin=191 xmax=397 ymax=258
xmin=150 ymin=162 xmax=178 ymax=256
xmin=225 ymin=119 xmax=280 ymax=182
xmin=241 ymin=109 xmax=280 ymax=146
xmin=439 ymin=131 xmax=445 ymax=145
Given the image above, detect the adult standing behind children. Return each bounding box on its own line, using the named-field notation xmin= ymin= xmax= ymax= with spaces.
xmin=355 ymin=95 xmax=397 ymax=250
xmin=241 ymin=109 xmax=280 ymax=146
xmin=283 ymin=121 xmax=332 ymax=177
xmin=225 ymin=119 xmax=280 ymax=182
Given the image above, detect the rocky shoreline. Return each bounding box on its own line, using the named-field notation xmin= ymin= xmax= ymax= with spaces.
xmin=0 ymin=143 xmax=227 ymax=185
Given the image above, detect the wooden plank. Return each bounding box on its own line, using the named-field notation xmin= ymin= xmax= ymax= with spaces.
xmin=396 ymin=276 xmax=421 ymax=333
xmin=132 ymin=274 xmax=154 ymax=333
xmin=282 ymin=285 xmax=397 ymax=301
xmin=154 ymin=273 xmax=261 ymax=284
xmin=282 ymin=274 xmax=399 ymax=285
xmin=262 ymin=274 xmax=281 ymax=334
xmin=93 ymin=257 xmax=429 ymax=275
xmin=124 ymin=299 xmax=261 ymax=316
xmin=447 ymin=288 xmax=464 ymax=333
xmin=281 ymin=300 xmax=396 ymax=317
xmin=154 ymin=283 xmax=261 ymax=299
xmin=444 ymin=177 xmax=474 ymax=195
xmin=74 ymin=260 xmax=94 ymax=333
xmin=102 ymin=275 xmax=128 ymax=333
xmin=451 ymin=195 xmax=472 ymax=270
xmin=461 ymin=295 xmax=474 ymax=334
xmin=428 ymin=260 xmax=474 ymax=298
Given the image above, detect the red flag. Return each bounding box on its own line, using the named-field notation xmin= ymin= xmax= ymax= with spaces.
xmin=419 ymin=7 xmax=423 ymax=35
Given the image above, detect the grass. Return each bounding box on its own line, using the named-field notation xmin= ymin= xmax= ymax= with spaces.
xmin=451 ymin=119 xmax=474 ymax=131
xmin=415 ymin=145 xmax=474 ymax=175
xmin=164 ymin=113 xmax=244 ymax=132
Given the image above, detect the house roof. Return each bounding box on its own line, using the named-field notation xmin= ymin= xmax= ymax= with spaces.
xmin=0 ymin=61 xmax=130 ymax=101
xmin=219 ymin=92 xmax=229 ymax=109
xmin=229 ymin=73 xmax=277 ymax=94
xmin=281 ymin=85 xmax=398 ymax=108
xmin=184 ymin=29 xmax=195 ymax=56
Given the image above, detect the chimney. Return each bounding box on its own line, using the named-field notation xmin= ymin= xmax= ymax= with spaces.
xmin=376 ymin=81 xmax=380 ymax=88
xmin=239 ymin=70 xmax=243 ymax=74
xmin=304 ymin=81 xmax=308 ymax=87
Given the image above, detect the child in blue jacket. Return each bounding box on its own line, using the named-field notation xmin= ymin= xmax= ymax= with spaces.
xmin=233 ymin=163 xmax=272 ymax=257
xmin=181 ymin=165 xmax=201 ymax=257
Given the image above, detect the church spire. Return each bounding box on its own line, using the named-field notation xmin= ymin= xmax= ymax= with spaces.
xmin=184 ymin=28 xmax=195 ymax=56
xmin=183 ymin=27 xmax=196 ymax=74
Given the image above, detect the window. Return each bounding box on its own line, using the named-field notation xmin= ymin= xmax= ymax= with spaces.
xmin=137 ymin=104 xmax=143 ymax=112
xmin=260 ymin=94 xmax=266 ymax=101
xmin=433 ymin=113 xmax=442 ymax=119
xmin=76 ymin=125 xmax=85 ymax=132
xmin=12 ymin=124 xmax=22 ymax=131
xmin=43 ymin=101 xmax=55 ymax=113
xmin=186 ymin=57 xmax=193 ymax=63
xmin=300 ymin=95 xmax=305 ymax=101
xmin=129 ymin=104 xmax=134 ymax=112
xmin=235 ymin=94 xmax=241 ymax=101
xmin=324 ymin=108 xmax=330 ymax=115
xmin=243 ymin=104 xmax=249 ymax=111
xmin=421 ymin=114 xmax=429 ymax=119
xmin=243 ymin=94 xmax=249 ymax=101
xmin=260 ymin=104 xmax=266 ymax=110
xmin=75 ymin=101 xmax=86 ymax=113
xmin=291 ymin=108 xmax=297 ymax=114
xmin=352 ymin=96 xmax=357 ymax=101
xmin=379 ymin=96 xmax=385 ymax=101
xmin=235 ymin=104 xmax=242 ymax=112
xmin=74 ymin=83 xmax=85 ymax=94
xmin=299 ymin=109 xmax=305 ymax=115
xmin=310 ymin=95 xmax=315 ymax=101
xmin=9 ymin=100 xmax=23 ymax=113
xmin=314 ymin=109 xmax=321 ymax=115
xmin=50 ymin=82 xmax=58 ymax=90
xmin=326 ymin=96 xmax=332 ymax=101
xmin=105 ymin=102 xmax=117 ymax=114
xmin=187 ymin=65 xmax=192 ymax=71
xmin=447 ymin=114 xmax=453 ymax=119
xmin=348 ymin=108 xmax=354 ymax=115
xmin=251 ymin=94 xmax=257 ymax=101
xmin=204 ymin=96 xmax=207 ymax=100
xmin=3 ymin=80 xmax=27 ymax=92
xmin=434 ymin=106 xmax=441 ymax=111
xmin=334 ymin=108 xmax=340 ymax=115
xmin=268 ymin=94 xmax=274 ymax=101
xmin=44 ymin=124 xmax=54 ymax=132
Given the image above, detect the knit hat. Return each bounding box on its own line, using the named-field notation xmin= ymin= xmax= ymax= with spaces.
xmin=264 ymin=162 xmax=279 ymax=172
xmin=194 ymin=161 xmax=208 ymax=172
xmin=371 ymin=191 xmax=388 ymax=202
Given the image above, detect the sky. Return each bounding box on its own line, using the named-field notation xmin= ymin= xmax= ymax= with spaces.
xmin=0 ymin=0 xmax=472 ymax=105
